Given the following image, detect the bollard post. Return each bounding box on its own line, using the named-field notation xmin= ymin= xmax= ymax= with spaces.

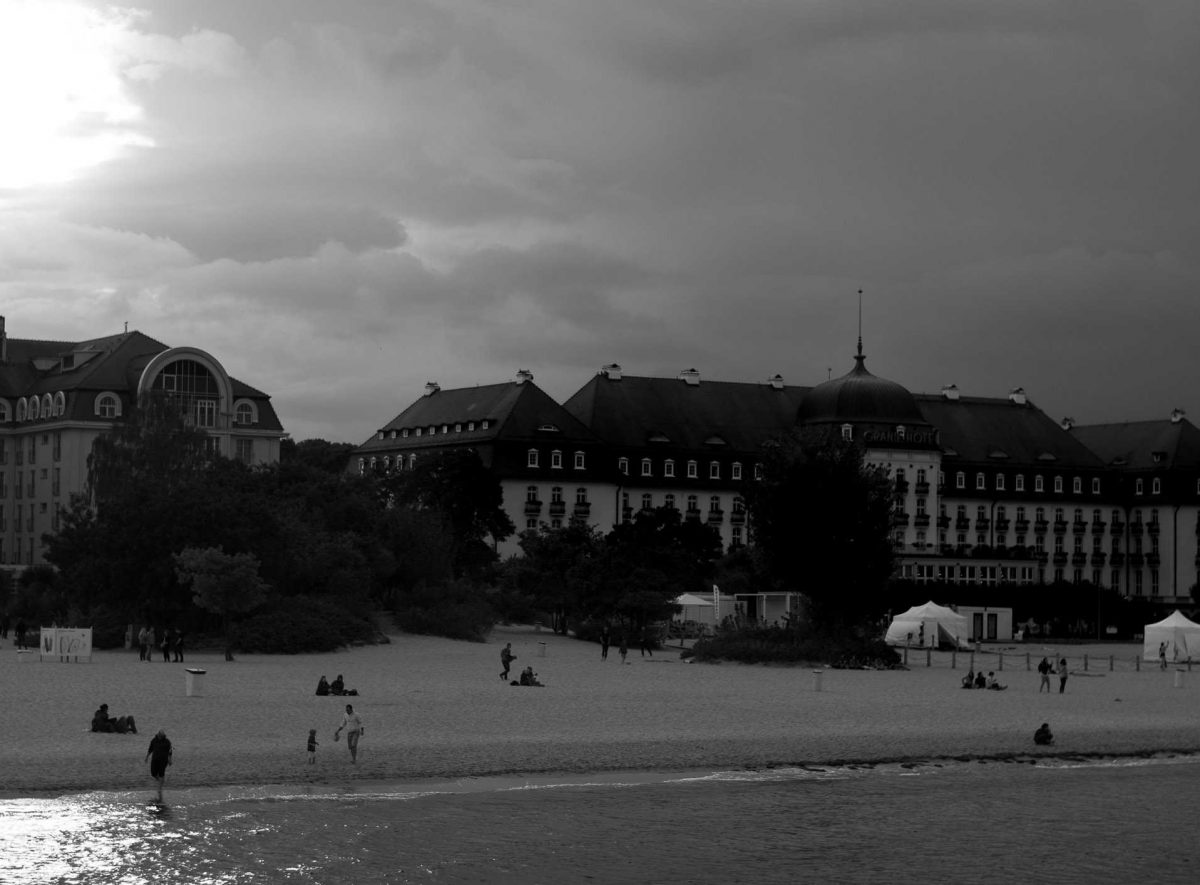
xmin=1109 ymin=655 xmax=1114 ymax=672
xmin=999 ymin=652 xmax=1004 ymax=672
xmin=1084 ymin=654 xmax=1089 ymax=672
xmin=952 ymin=650 xmax=957 ymax=670
xmin=812 ymin=669 xmax=823 ymax=692
xmin=903 ymin=646 xmax=909 ymax=665
xmin=969 ymin=652 xmax=975 ymax=672
xmin=1174 ymin=669 xmax=1184 ymax=688
xmin=537 ymin=642 xmax=547 ymax=658
xmin=926 ymin=647 xmax=932 ymax=668
xmin=1136 ymin=656 xmax=1140 ymax=672
xmin=1026 ymin=653 xmax=1031 ymax=671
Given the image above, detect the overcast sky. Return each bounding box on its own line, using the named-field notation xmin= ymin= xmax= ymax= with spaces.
xmin=2 ymin=0 xmax=1197 ymax=444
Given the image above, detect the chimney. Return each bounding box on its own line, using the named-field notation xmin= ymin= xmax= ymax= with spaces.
xmin=941 ymin=383 xmax=959 ymax=401
xmin=1171 ymin=408 xmax=1185 ymax=424
xmin=678 ymin=368 xmax=701 ymax=386
xmin=1060 ymin=417 xmax=1075 ymax=431
xmin=1008 ymin=387 xmax=1027 ymax=406
xmin=600 ymin=363 xmax=623 ymax=381
xmin=767 ymin=373 xmax=785 ymax=390
xmin=0 ymin=315 xmax=6 ymax=363
xmin=515 ymin=369 xmax=534 ymax=384
xmin=423 ymin=381 xmax=440 ymax=397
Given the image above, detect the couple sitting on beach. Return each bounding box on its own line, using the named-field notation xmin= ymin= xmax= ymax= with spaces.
xmin=91 ymin=704 xmax=137 ymax=734
xmin=961 ymin=670 xmax=1007 ymax=690
xmin=512 ymin=666 xmax=544 ymax=687
xmin=316 ymin=674 xmax=359 ymax=696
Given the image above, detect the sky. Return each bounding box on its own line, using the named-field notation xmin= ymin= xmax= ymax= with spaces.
xmin=1 ymin=0 xmax=1197 ymax=445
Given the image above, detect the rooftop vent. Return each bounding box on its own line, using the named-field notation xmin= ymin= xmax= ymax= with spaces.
xmin=941 ymin=384 xmax=959 ymax=401
xmin=423 ymin=382 xmax=440 ymax=397
xmin=767 ymin=374 xmax=785 ymax=390
xmin=678 ymin=368 xmax=700 ymax=386
xmin=1171 ymin=408 xmax=1186 ymax=424
xmin=1008 ymin=387 xmax=1027 ymax=405
xmin=515 ymin=369 xmax=534 ymax=384
xmin=600 ymin=363 xmax=623 ymax=381
xmin=1060 ymin=417 xmax=1075 ymax=431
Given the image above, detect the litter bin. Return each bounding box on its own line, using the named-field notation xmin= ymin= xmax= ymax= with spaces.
xmin=1175 ymin=669 xmax=1184 ymax=689
xmin=185 ymin=667 xmax=207 ymax=697
xmin=812 ymin=669 xmax=823 ymax=692
xmin=537 ymin=642 xmax=547 ymax=658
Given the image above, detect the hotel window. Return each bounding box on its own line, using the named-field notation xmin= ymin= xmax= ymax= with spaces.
xmin=618 ymin=457 xmax=629 ymax=475
xmin=754 ymin=464 xmax=763 ymax=480
xmin=455 ymin=424 xmax=462 ymax=433
xmin=402 ymin=429 xmax=409 ymax=438
xmin=527 ymin=449 xmax=539 ymax=468
xmin=235 ymin=402 xmax=255 ymax=425
xmin=956 ymin=472 xmax=965 ymax=489
xmin=575 ymin=488 xmax=588 ymax=504
xmin=975 ymin=473 xmax=985 ymax=490
xmin=687 ymin=460 xmax=698 ymax=479
xmin=551 ymin=487 xmax=563 ymax=504
xmin=574 ymin=451 xmax=585 ymax=469
xmin=841 ymin=424 xmax=853 ymax=441
xmin=1072 ymin=477 xmax=1082 ymax=494
xmin=687 ymin=494 xmax=698 ymax=512
xmin=1054 ymin=476 xmax=1063 ymax=493
xmin=235 ymin=439 xmax=254 ymax=465
xmin=709 ymin=495 xmax=721 ymax=512
xmin=641 ymin=458 xmax=652 ymax=477
xmin=996 ymin=474 xmax=1005 ymax=491
xmin=467 ymin=422 xmax=475 ymax=432
xmin=481 ymin=420 xmax=490 ymax=430
xmin=709 ymin=461 xmax=720 ymax=480
xmin=1135 ymin=478 xmax=1143 ymax=495
xmin=664 ymin=459 xmax=676 ymax=478
xmin=641 ymin=493 xmax=652 ymax=511
xmin=665 ymin=493 xmax=676 ymax=510
xmin=731 ymin=462 xmax=742 ymax=480
xmin=1152 ymin=478 xmax=1161 ymax=495
xmin=551 ymin=450 xmax=563 ymax=469
xmin=1015 ymin=474 xmax=1025 ymax=491
xmin=1035 ymin=475 xmax=1044 ymax=492
xmin=526 ymin=486 xmax=538 ymax=502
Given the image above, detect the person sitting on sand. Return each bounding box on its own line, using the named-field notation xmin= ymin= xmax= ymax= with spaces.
xmin=518 ymin=666 xmax=544 ymax=687
xmin=974 ymin=671 xmax=986 ymax=689
xmin=1034 ymin=723 xmax=1054 ymax=745
xmin=986 ymin=671 xmax=1007 ymax=690
xmin=330 ymin=675 xmax=345 ymax=695
xmin=316 ymin=675 xmax=330 ymax=696
xmin=91 ymin=704 xmax=137 ymax=734
xmin=961 ymin=669 xmax=975 ymax=689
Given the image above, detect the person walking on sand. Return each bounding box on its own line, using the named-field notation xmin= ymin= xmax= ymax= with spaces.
xmin=618 ymin=636 xmax=628 ymax=664
xmin=307 ymin=729 xmax=319 ymax=764
xmin=1037 ymin=656 xmax=1052 ymax=693
xmin=500 ymin=643 xmax=515 ymax=680
xmin=334 ymin=704 xmax=363 ymax=763
xmin=1159 ymin=642 xmax=1168 ymax=670
xmin=599 ymin=626 xmax=610 ymax=661
xmin=146 ymin=729 xmax=172 ymax=803
xmin=1057 ymin=657 xmax=1069 ymax=694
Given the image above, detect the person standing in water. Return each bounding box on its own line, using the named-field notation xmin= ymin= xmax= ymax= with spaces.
xmin=146 ymin=730 xmax=172 ymax=803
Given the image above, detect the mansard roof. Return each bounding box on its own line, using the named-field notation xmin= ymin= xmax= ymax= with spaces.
xmin=564 ymin=372 xmax=807 ymax=452
xmin=359 ymin=378 xmax=600 ymax=453
xmin=797 ymin=352 xmax=927 ymax=427
xmin=915 ymin=393 xmax=1105 ymax=469
xmin=1070 ymin=417 xmax=1200 ymax=471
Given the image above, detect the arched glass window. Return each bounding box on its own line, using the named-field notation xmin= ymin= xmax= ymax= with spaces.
xmin=16 ymin=398 xmax=27 ymax=421
xmin=53 ymin=391 xmax=65 ymax=416
xmin=28 ymin=397 xmax=40 ymax=420
xmin=95 ymin=394 xmax=119 ymax=419
xmin=41 ymin=393 xmax=53 ymax=417
xmin=235 ymin=402 xmax=255 ymax=425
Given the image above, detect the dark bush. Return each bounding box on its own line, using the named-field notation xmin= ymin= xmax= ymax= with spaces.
xmin=690 ymin=622 xmax=901 ymax=669
xmin=393 ymin=579 xmax=495 ymax=642
xmin=230 ymin=596 xmax=376 ymax=654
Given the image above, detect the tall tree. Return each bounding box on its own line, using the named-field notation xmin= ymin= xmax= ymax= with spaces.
xmin=743 ymin=433 xmax=895 ymax=630
xmin=175 ymin=546 xmax=270 ymax=661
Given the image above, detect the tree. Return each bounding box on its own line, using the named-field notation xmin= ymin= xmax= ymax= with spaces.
xmin=506 ymin=521 xmax=605 ymax=632
xmin=743 ymin=433 xmax=894 ymax=630
xmin=175 ymin=546 xmax=270 ymax=661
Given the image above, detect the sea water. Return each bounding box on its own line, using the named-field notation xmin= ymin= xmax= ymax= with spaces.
xmin=2 ymin=756 xmax=1195 ymax=884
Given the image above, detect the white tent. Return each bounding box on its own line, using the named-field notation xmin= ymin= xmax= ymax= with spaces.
xmin=1142 ymin=610 xmax=1200 ymax=662
xmin=885 ymin=601 xmax=969 ymax=649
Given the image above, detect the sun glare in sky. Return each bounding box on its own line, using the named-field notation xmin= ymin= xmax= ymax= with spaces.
xmin=0 ymin=0 xmax=149 ymax=189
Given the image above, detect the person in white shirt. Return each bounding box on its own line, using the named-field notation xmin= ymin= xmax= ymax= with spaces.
xmin=334 ymin=704 xmax=364 ymax=763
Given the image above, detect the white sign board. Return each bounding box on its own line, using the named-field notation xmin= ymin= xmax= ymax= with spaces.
xmin=40 ymin=627 xmax=93 ymax=662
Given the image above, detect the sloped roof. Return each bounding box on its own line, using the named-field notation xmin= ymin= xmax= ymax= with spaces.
xmin=915 ymin=393 xmax=1105 ymax=468
xmin=1070 ymin=418 xmax=1200 ymax=470
xmin=798 ymin=353 xmax=927 ymax=426
xmin=358 ymin=379 xmax=600 ymax=452
xmin=564 ymin=373 xmax=807 ymax=451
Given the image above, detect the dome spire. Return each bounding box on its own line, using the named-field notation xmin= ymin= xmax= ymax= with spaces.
xmin=855 ymin=288 xmax=865 ymax=367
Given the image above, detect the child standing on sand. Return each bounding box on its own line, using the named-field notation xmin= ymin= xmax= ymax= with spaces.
xmin=307 ymin=729 xmax=319 ymax=763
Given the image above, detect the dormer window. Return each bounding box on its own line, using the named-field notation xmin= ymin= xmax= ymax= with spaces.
xmin=896 ymin=425 xmax=906 ymax=440
xmin=415 ymin=428 xmax=422 ymax=437
xmin=841 ymin=423 xmax=853 ymax=441
xmin=1035 ymin=475 xmax=1044 ymax=492
xmin=1016 ymin=474 xmax=1025 ymax=491
xmin=377 ymin=431 xmax=384 ymax=441
xmin=551 ymin=450 xmax=563 ymax=469
xmin=731 ymin=462 xmax=742 ymax=480
xmin=455 ymin=424 xmax=462 ymax=432
xmin=618 ymin=457 xmax=629 ymax=475
xmin=1054 ymin=476 xmax=1063 ymax=493
xmin=975 ymin=473 xmax=985 ymax=490
xmin=687 ymin=460 xmax=698 ymax=479
xmin=1152 ymin=478 xmax=1161 ymax=495
xmin=574 ymin=451 xmax=585 ymax=469
xmin=996 ymin=474 xmax=1005 ymax=491
xmin=441 ymin=424 xmax=449 ymax=434
xmin=467 ymin=422 xmax=475 ymax=432
xmin=402 ymin=429 xmax=409 ymax=438
xmin=481 ymin=420 xmax=490 ymax=430
xmin=664 ymin=459 xmax=675 ymax=477
xmin=527 ymin=449 xmax=539 ymax=468
xmin=0 ymin=400 xmax=8 ymax=422
xmin=16 ymin=398 xmax=27 ymax=421
xmin=704 ymin=435 xmax=727 ymax=446
xmin=956 ymin=472 xmax=965 ymax=489
xmin=28 ymin=397 xmax=40 ymax=420
xmin=641 ymin=458 xmax=652 ymax=477
xmin=1092 ymin=478 xmax=1100 ymax=494
xmin=709 ymin=461 xmax=720 ymax=480
xmin=94 ymin=393 xmax=121 ymax=419
xmin=754 ymin=464 xmax=763 ymax=480
xmin=1135 ymin=478 xmax=1143 ymax=495
xmin=538 ymin=423 xmax=560 ymax=433
xmin=429 ymin=426 xmax=437 ymax=436
xmin=1072 ymin=477 xmax=1082 ymax=494
xmin=235 ymin=401 xmax=257 ymax=426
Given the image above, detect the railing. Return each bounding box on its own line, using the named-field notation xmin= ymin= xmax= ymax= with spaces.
xmin=914 ymin=513 xmax=931 ymax=527
xmin=1129 ymin=522 xmax=1144 ymax=537
xmin=938 ymin=515 xmax=951 ymax=529
xmin=1071 ymin=553 xmax=1088 ymax=566
xmin=995 ymin=519 xmax=1010 ymax=532
xmin=1111 ymin=521 xmax=1125 ymax=535
xmin=1053 ymin=520 xmax=1068 ymax=534
xmin=1052 ymin=551 xmax=1068 ymax=564
xmin=1091 ymin=552 xmax=1107 ymax=565
xmin=1034 ymin=520 xmax=1049 ymax=533
xmin=1014 ymin=519 xmax=1030 ymax=533
xmin=1073 ymin=521 xmax=1088 ymax=533
xmin=548 ymin=501 xmax=566 ymax=516
xmin=1092 ymin=521 xmax=1107 ymax=534
xmin=523 ymin=500 xmax=543 ymax=515
xmin=955 ymin=518 xmax=971 ymax=531
xmin=1147 ymin=522 xmax=1160 ymax=536
xmin=976 ymin=518 xmax=991 ymax=531
xmin=892 ymin=512 xmax=910 ymax=526
xmin=730 ymin=510 xmax=746 ymax=525
xmin=914 ymin=482 xmax=930 ymax=495
xmin=572 ymin=503 xmax=591 ymax=518
xmin=706 ymin=509 xmax=724 ymax=524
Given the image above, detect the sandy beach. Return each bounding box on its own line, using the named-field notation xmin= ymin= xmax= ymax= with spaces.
xmin=2 ymin=625 xmax=1198 ymax=797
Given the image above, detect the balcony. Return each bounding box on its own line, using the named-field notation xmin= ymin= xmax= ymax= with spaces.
xmin=1015 ymin=519 xmax=1030 ymax=533
xmin=1111 ymin=521 xmax=1125 ymax=535
xmin=995 ymin=519 xmax=1010 ymax=532
xmin=1110 ymin=552 xmax=1125 ymax=566
xmin=1052 ymin=552 xmax=1068 ymax=565
xmin=1071 ymin=553 xmax=1088 ymax=567
xmin=523 ymin=500 xmax=543 ymax=516
xmin=955 ymin=518 xmax=971 ymax=531
xmin=1036 ymin=551 xmax=1049 ymax=564
xmin=1147 ymin=522 xmax=1160 ymax=536
xmin=706 ymin=509 xmax=725 ymax=525
xmin=1053 ymin=520 xmax=1068 ymax=535
xmin=893 ymin=479 xmax=909 ymax=495
xmin=1091 ymin=521 xmax=1107 ymax=534
xmin=914 ymin=481 xmax=930 ymax=496
xmin=685 ymin=508 xmax=702 ymax=522
xmin=1129 ymin=522 xmax=1144 ymax=537
xmin=892 ymin=512 xmax=910 ymax=527
xmin=1091 ymin=552 xmax=1107 ymax=566
xmin=914 ymin=513 xmax=931 ymax=528
xmin=548 ymin=501 xmax=566 ymax=517
xmin=730 ymin=510 xmax=746 ymax=525
xmin=976 ymin=517 xmax=990 ymax=531
xmin=572 ymin=503 xmax=591 ymax=518
xmin=1072 ymin=521 xmax=1088 ymax=534
xmin=1034 ymin=520 xmax=1049 ymax=534
xmin=1128 ymin=553 xmax=1144 ymax=568
xmin=938 ymin=515 xmax=951 ymax=529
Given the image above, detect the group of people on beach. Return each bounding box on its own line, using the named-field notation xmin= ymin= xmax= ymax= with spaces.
xmin=1037 ymin=656 xmax=1070 ymax=694
xmin=500 ymin=642 xmax=545 ymax=686
xmin=960 ymin=669 xmax=1007 ymax=690
xmin=135 ymin=626 xmax=184 ymax=662
xmin=91 ymin=703 xmax=137 ymax=734
xmin=315 ymin=674 xmax=358 ymax=696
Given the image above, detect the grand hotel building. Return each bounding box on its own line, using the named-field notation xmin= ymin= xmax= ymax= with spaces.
xmin=356 ymin=346 xmax=1200 ymax=612
xmin=0 ymin=317 xmax=284 ymax=568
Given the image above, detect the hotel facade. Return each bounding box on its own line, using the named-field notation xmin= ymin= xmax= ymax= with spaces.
xmin=0 ymin=317 xmax=285 ymax=568
xmin=355 ymin=349 xmax=1200 ymax=613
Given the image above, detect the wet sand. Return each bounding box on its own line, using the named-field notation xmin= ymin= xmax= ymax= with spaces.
xmin=1 ymin=626 xmax=1197 ymax=797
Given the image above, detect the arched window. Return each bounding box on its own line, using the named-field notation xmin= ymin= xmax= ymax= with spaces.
xmin=95 ymin=393 xmax=121 ymax=419
xmin=16 ymin=397 xmax=27 ymax=421
xmin=53 ymin=391 xmax=65 ymax=416
xmin=0 ymin=399 xmax=10 ymax=422
xmin=28 ymin=396 xmax=40 ymax=420
xmin=234 ymin=401 xmax=256 ymax=425
xmin=41 ymin=393 xmax=52 ymax=417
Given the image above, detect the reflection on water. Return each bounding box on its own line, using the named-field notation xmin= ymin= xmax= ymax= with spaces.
xmin=3 ymin=757 xmax=1197 ymax=884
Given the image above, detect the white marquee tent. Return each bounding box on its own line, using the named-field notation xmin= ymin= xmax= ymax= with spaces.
xmin=885 ymin=601 xmax=969 ymax=649
xmin=1142 ymin=610 xmax=1200 ymax=663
